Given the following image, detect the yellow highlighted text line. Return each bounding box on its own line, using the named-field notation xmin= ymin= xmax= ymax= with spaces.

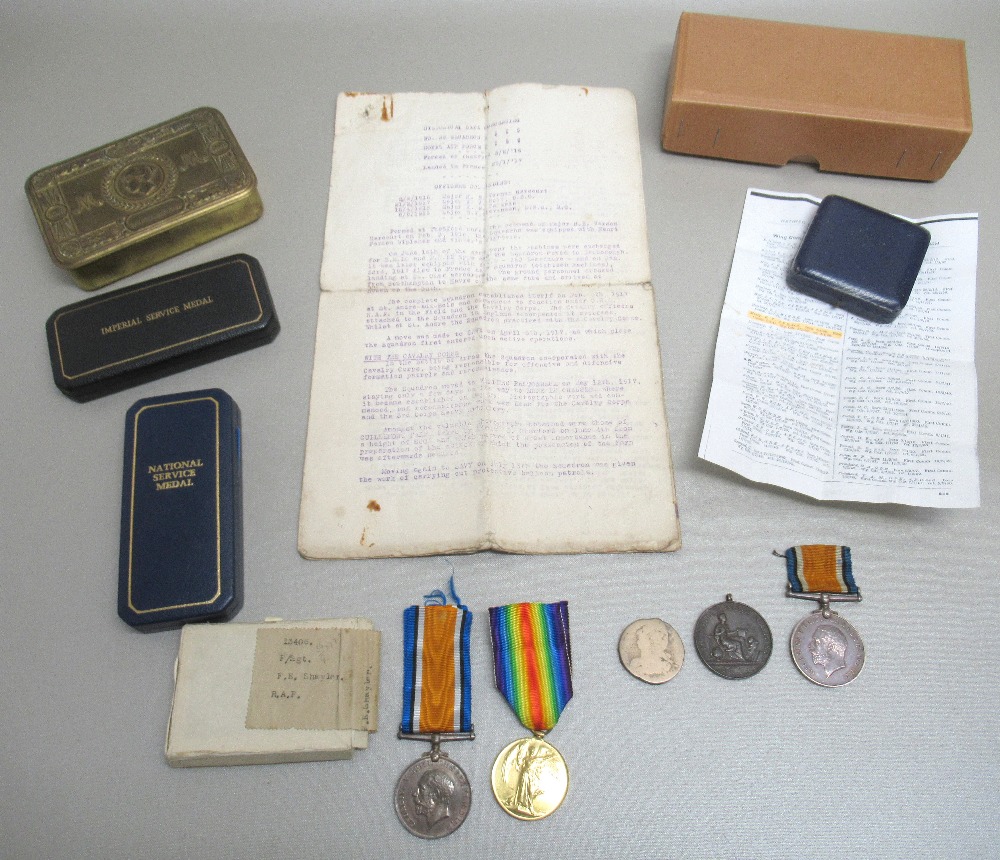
xmin=748 ymin=310 xmax=843 ymax=339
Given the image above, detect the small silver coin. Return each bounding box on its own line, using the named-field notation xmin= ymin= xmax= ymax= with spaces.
xmin=394 ymin=754 xmax=471 ymax=839
xmin=693 ymin=594 xmax=772 ymax=680
xmin=790 ymin=610 xmax=865 ymax=687
xmin=618 ymin=618 xmax=684 ymax=684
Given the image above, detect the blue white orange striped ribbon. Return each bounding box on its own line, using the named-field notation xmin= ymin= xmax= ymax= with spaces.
xmin=784 ymin=545 xmax=858 ymax=595
xmin=401 ymin=602 xmax=472 ymax=734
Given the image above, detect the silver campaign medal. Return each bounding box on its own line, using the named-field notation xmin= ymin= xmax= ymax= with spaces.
xmin=789 ymin=608 xmax=865 ymax=687
xmin=395 ymin=739 xmax=473 ymax=839
xmin=693 ymin=594 xmax=772 ymax=679
xmin=779 ymin=545 xmax=865 ymax=687
xmin=396 ymin=591 xmax=475 ymax=838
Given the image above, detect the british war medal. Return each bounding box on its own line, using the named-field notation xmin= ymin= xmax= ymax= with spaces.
xmin=394 ymin=587 xmax=474 ymax=839
xmin=489 ymin=601 xmax=573 ymax=821
xmin=780 ymin=545 xmax=865 ymax=687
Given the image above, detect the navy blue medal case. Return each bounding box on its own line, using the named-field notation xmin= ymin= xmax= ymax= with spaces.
xmin=118 ymin=388 xmax=243 ymax=631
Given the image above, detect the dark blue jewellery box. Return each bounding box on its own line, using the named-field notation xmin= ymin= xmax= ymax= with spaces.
xmin=119 ymin=388 xmax=243 ymax=631
xmin=788 ymin=195 xmax=932 ymax=324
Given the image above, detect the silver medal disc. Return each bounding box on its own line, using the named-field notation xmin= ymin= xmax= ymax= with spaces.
xmin=790 ymin=610 xmax=865 ymax=687
xmin=693 ymin=594 xmax=772 ymax=679
xmin=618 ymin=618 xmax=684 ymax=684
xmin=394 ymin=754 xmax=471 ymax=839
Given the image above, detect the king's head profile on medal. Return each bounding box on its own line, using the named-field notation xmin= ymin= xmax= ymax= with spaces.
xmin=808 ymin=623 xmax=850 ymax=678
xmin=412 ymin=767 xmax=457 ymax=827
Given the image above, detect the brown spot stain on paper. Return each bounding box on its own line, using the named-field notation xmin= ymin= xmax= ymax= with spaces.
xmin=381 ymin=96 xmax=394 ymax=121
xmin=360 ymin=500 xmax=381 ymax=546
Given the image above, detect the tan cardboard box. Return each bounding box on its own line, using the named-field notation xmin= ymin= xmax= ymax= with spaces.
xmin=661 ymin=13 xmax=972 ymax=181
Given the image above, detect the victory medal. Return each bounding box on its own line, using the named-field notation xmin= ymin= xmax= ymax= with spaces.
xmin=489 ymin=601 xmax=573 ymax=821
xmin=394 ymin=587 xmax=474 ymax=839
xmin=779 ymin=545 xmax=865 ymax=687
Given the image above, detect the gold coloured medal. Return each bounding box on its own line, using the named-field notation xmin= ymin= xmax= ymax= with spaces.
xmin=491 ymin=735 xmax=569 ymax=821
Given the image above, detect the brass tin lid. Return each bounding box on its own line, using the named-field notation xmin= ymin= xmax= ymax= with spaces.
xmin=26 ymin=107 xmax=262 ymax=290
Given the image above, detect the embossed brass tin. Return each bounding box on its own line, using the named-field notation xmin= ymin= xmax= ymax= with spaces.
xmin=26 ymin=107 xmax=262 ymax=290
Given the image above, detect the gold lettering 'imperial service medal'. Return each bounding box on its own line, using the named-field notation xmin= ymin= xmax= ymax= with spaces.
xmin=488 ymin=602 xmax=573 ymax=822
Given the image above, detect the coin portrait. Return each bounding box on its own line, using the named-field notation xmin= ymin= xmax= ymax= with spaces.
xmin=394 ymin=755 xmax=471 ymax=839
xmin=618 ymin=618 xmax=684 ymax=684
xmin=790 ymin=611 xmax=865 ymax=687
xmin=492 ymin=737 xmax=568 ymax=821
xmin=693 ymin=594 xmax=772 ymax=680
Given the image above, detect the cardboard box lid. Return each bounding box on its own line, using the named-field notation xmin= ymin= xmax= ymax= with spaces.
xmin=671 ymin=13 xmax=972 ymax=133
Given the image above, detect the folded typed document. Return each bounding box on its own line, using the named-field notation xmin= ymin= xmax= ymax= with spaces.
xmin=299 ymin=85 xmax=680 ymax=558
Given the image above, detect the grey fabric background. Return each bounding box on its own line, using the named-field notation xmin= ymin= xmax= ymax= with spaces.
xmin=2 ymin=1 xmax=997 ymax=857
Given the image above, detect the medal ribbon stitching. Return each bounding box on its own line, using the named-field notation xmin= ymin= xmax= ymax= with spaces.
xmin=489 ymin=601 xmax=573 ymax=733
xmin=785 ymin=545 xmax=857 ymax=594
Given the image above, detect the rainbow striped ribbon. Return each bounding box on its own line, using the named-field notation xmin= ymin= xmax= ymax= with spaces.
xmin=784 ymin=545 xmax=858 ymax=595
xmin=489 ymin=601 xmax=573 ymax=734
xmin=401 ymin=603 xmax=472 ymax=734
